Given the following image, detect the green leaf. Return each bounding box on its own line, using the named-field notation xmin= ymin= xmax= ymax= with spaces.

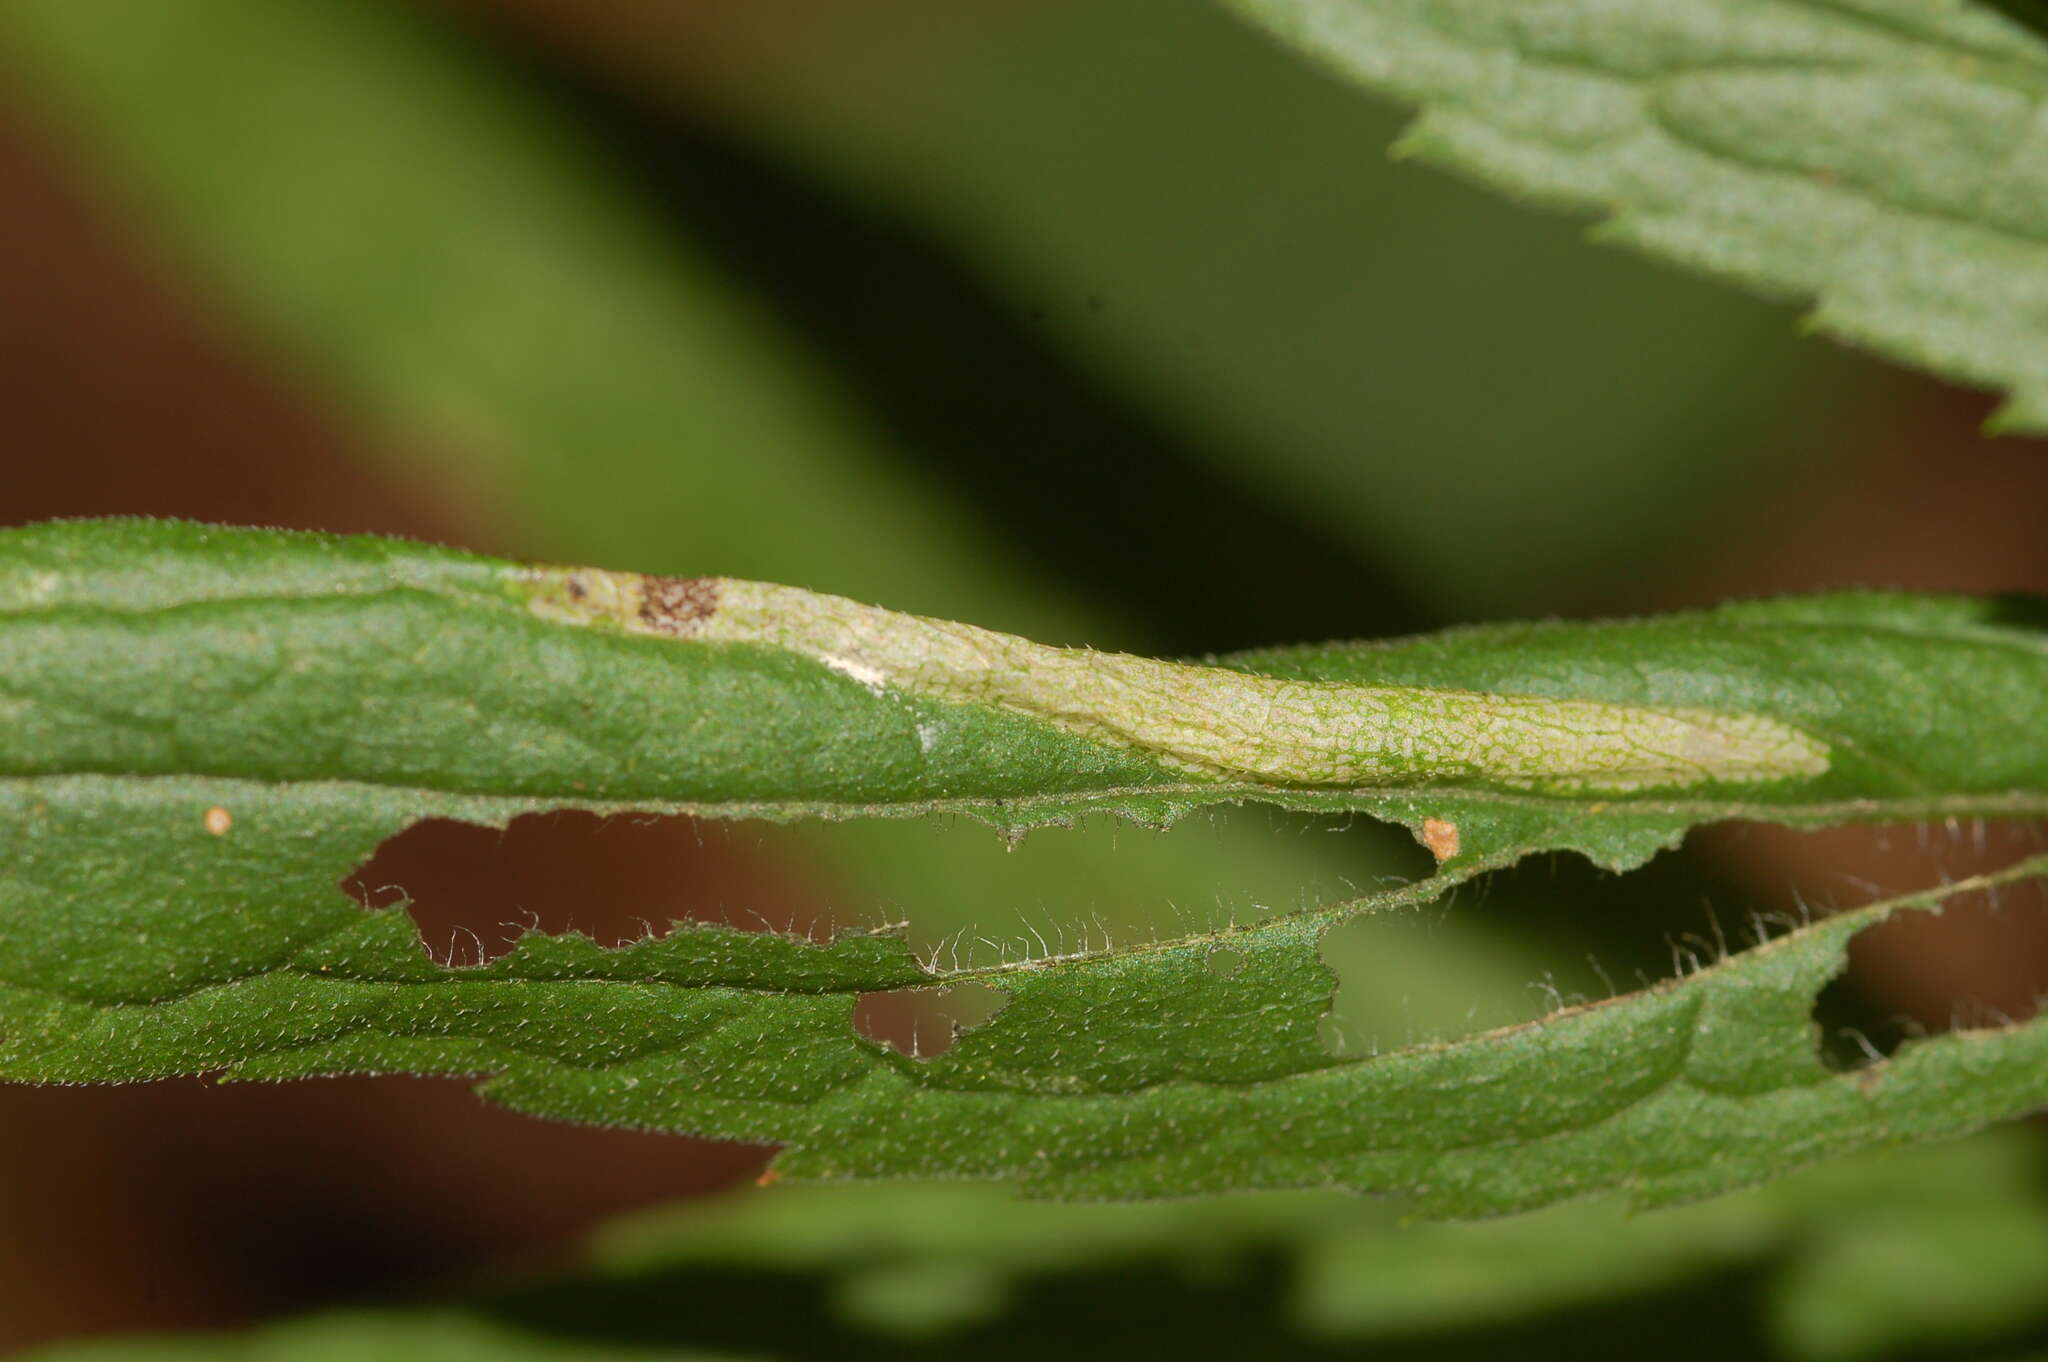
xmin=9 ymin=520 xmax=2046 ymax=861
xmin=0 ymin=0 xmax=1553 ymax=1076
xmin=1223 ymin=0 xmax=2048 ymax=430
xmin=8 ymin=518 xmax=2048 ymax=1213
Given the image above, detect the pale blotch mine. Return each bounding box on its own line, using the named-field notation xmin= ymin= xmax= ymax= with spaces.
xmin=522 ymin=569 xmax=1830 ymax=794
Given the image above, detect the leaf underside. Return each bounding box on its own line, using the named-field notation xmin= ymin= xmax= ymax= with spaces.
xmin=1223 ymin=0 xmax=2048 ymax=430
xmin=6 ymin=518 xmax=2048 ymax=1214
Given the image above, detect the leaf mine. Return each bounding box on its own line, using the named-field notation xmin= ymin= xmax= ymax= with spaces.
xmin=7 ymin=522 xmax=2048 ymax=1212
xmin=525 ymin=568 xmax=1830 ymax=796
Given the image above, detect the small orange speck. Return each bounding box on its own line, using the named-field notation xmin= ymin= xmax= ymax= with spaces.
xmin=1420 ymin=817 xmax=1459 ymax=863
xmin=755 ymin=1167 xmax=782 ymax=1188
xmin=203 ymin=806 xmax=233 ymax=836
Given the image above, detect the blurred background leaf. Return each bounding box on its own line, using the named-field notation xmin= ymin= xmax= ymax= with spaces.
xmin=1223 ymin=0 xmax=2048 ymax=436
xmin=25 ymin=1133 xmax=2048 ymax=1361
xmin=512 ymin=0 xmax=1869 ymax=619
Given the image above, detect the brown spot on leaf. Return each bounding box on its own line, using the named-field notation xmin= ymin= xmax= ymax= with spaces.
xmin=1420 ymin=817 xmax=1459 ymax=863
xmin=637 ymin=575 xmax=720 ymax=635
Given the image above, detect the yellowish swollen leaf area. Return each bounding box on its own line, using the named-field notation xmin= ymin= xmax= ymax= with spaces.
xmin=523 ymin=567 xmax=1830 ymax=795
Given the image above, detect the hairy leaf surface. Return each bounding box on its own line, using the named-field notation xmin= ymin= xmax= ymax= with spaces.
xmin=6 ymin=520 xmax=2048 ymax=1211
xmin=1225 ymin=0 xmax=2048 ymax=429
xmin=6 ymin=521 xmax=2047 ymax=862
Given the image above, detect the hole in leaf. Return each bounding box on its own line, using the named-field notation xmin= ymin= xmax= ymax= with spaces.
xmin=854 ymin=983 xmax=1008 ymax=1060
xmin=801 ymin=807 xmax=1421 ymax=973
xmin=1695 ymin=821 xmax=2048 ymax=1070
xmin=1814 ymin=876 xmax=2048 ymax=1071
xmin=1206 ymin=946 xmax=1245 ymax=978
xmin=1318 ymin=846 xmax=1762 ymax=1058
xmin=342 ymin=811 xmax=835 ymax=967
xmin=1809 ymin=972 xmax=1918 ymax=1072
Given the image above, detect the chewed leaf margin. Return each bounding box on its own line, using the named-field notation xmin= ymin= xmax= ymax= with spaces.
xmin=7 ymin=763 xmax=2048 ymax=1215
xmin=8 ymin=521 xmax=2048 ymax=1210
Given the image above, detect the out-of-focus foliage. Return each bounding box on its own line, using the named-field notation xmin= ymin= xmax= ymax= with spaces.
xmin=0 ymin=0 xmax=1868 ymax=623
xmin=1229 ymin=0 xmax=2048 ymax=435
xmin=27 ymin=1134 xmax=2048 ymax=1360
xmin=580 ymin=0 xmax=1871 ymax=618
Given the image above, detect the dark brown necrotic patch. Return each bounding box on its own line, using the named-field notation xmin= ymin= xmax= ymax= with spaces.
xmin=638 ymin=575 xmax=720 ymax=634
